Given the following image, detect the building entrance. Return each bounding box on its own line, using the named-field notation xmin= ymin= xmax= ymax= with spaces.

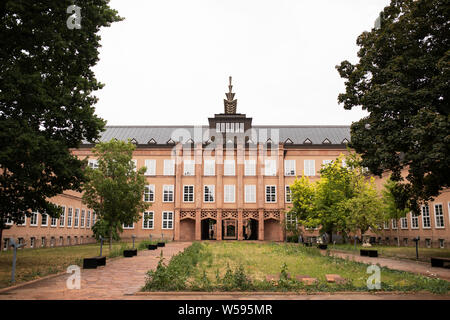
xmin=201 ymin=218 xmax=217 ymax=240
xmin=243 ymin=219 xmax=258 ymax=240
xmin=222 ymin=219 xmax=237 ymax=240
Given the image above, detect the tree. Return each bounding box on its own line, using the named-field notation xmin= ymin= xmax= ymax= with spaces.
xmin=0 ymin=2 xmax=122 ymax=248
xmin=336 ymin=0 xmax=450 ymax=214
xmin=81 ymin=139 xmax=150 ymax=249
xmin=382 ymin=178 xmax=410 ymax=246
xmin=91 ymin=218 xmax=121 ymax=242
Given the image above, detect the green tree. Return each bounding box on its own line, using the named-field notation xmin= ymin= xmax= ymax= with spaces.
xmin=82 ymin=139 xmax=150 ymax=249
xmin=382 ymin=178 xmax=410 ymax=246
xmin=0 ymin=1 xmax=122 ymax=248
xmin=91 ymin=218 xmax=121 ymax=242
xmin=336 ymin=0 xmax=450 ymax=214
xmin=288 ymin=175 xmax=316 ymax=228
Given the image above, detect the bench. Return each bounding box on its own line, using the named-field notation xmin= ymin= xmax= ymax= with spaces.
xmin=148 ymin=244 xmax=158 ymax=250
xmin=123 ymin=249 xmax=137 ymax=257
xmin=317 ymin=244 xmax=328 ymax=250
xmin=360 ymin=249 xmax=378 ymax=257
xmin=431 ymin=257 xmax=450 ymax=268
xmin=157 ymin=242 xmax=165 ymax=247
xmin=83 ymin=256 xmax=106 ymax=269
xmin=303 ymin=242 xmax=313 ymax=247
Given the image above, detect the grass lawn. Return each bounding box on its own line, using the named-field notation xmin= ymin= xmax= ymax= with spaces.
xmin=328 ymin=243 xmax=450 ymax=263
xmin=0 ymin=239 xmax=164 ymax=289
xmin=143 ymin=241 xmax=450 ymax=294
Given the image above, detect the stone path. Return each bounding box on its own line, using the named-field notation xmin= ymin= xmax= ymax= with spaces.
xmin=327 ymin=250 xmax=450 ymax=281
xmin=0 ymin=242 xmax=191 ymax=300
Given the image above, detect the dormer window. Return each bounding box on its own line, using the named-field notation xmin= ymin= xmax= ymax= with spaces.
xmin=167 ymin=138 xmax=175 ymax=145
xmin=147 ymin=138 xmax=156 ymax=144
xmin=303 ymin=138 xmax=312 ymax=144
xmin=342 ymin=138 xmax=349 ymax=144
xmin=215 ymin=122 xmax=244 ymax=133
xmin=130 ymin=138 xmax=138 ymax=145
xmin=284 ymin=138 xmax=293 ymax=144
xmin=322 ymin=138 xmax=331 ymax=144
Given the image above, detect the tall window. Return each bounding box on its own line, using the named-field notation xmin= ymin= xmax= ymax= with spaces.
xmin=265 ymin=186 xmax=277 ymax=203
xmin=400 ymin=217 xmax=408 ymax=229
xmin=224 ymin=185 xmax=235 ymax=203
xmin=92 ymin=212 xmax=96 ymax=226
xmin=74 ymin=209 xmax=79 ymax=227
xmin=143 ymin=211 xmax=154 ymax=229
xmin=204 ymin=185 xmax=215 ymax=202
xmin=284 ymin=160 xmax=296 ymax=176
xmin=285 ymin=186 xmax=292 ymax=203
xmin=41 ymin=213 xmax=48 ymax=226
xmin=86 ymin=211 xmax=91 ymax=228
xmin=145 ymin=159 xmax=156 ymax=176
xmin=51 ymin=214 xmax=57 ymax=227
xmin=163 ymin=159 xmax=175 ymax=175
xmin=422 ymin=205 xmax=431 ymax=228
xmin=322 ymin=159 xmax=333 ymax=166
xmin=392 ymin=219 xmax=397 ymax=229
xmin=144 ymin=185 xmax=155 ymax=202
xmin=163 ymin=185 xmax=174 ymax=202
xmin=304 ymin=160 xmax=315 ymax=176
xmin=286 ymin=213 xmax=297 ymax=228
xmin=224 ymin=160 xmax=235 ymax=176
xmin=383 ymin=221 xmax=389 ymax=229
xmin=245 ymin=185 xmax=256 ymax=203
xmin=183 ymin=160 xmax=195 ymax=176
xmin=88 ymin=159 xmax=99 ymax=169
xmin=411 ymin=212 xmax=419 ymax=229
xmin=162 ymin=211 xmax=173 ymax=229
xmin=123 ymin=222 xmax=134 ymax=229
xmin=244 ymin=160 xmax=256 ymax=176
xmin=204 ymin=159 xmax=215 ymax=176
xmin=67 ymin=208 xmax=73 ymax=227
xmin=183 ymin=185 xmax=194 ymax=202
xmin=264 ymin=159 xmax=277 ymax=176
xmin=435 ymin=204 xmax=444 ymax=228
xmin=59 ymin=206 xmax=65 ymax=227
xmin=80 ymin=210 xmax=85 ymax=227
xmin=30 ymin=212 xmax=38 ymax=226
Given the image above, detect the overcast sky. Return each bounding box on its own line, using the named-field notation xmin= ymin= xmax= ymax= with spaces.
xmin=92 ymin=0 xmax=391 ymax=126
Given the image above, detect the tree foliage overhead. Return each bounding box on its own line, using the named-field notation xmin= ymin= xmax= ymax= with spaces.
xmin=0 ymin=1 xmax=122 ymax=232
xmin=81 ymin=139 xmax=150 ymax=248
xmin=336 ymin=0 xmax=450 ymax=213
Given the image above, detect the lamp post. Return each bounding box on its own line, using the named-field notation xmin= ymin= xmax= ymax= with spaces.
xmin=99 ymin=236 xmax=103 ymax=257
xmin=413 ymin=236 xmax=420 ymax=260
xmin=354 ymin=235 xmax=358 ymax=251
xmin=132 ymin=235 xmax=136 ymax=249
xmin=9 ymin=238 xmax=25 ymax=284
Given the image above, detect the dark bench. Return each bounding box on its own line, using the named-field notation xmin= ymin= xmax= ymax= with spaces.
xmin=123 ymin=249 xmax=137 ymax=257
xmin=317 ymin=244 xmax=328 ymax=250
xmin=83 ymin=256 xmax=106 ymax=269
xmin=303 ymin=242 xmax=313 ymax=247
xmin=148 ymin=244 xmax=158 ymax=250
xmin=431 ymin=257 xmax=450 ymax=268
xmin=360 ymin=249 xmax=378 ymax=257
xmin=157 ymin=242 xmax=165 ymax=247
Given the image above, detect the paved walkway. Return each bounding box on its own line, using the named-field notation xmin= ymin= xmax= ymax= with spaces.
xmin=327 ymin=250 xmax=450 ymax=281
xmin=0 ymin=242 xmax=191 ymax=300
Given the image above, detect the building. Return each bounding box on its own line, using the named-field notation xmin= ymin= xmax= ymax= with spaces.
xmin=3 ymin=77 xmax=450 ymax=249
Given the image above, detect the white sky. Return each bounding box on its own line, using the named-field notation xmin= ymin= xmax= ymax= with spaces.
xmin=92 ymin=0 xmax=391 ymax=126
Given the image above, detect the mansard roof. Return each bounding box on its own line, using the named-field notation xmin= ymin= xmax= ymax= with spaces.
xmin=82 ymin=125 xmax=350 ymax=146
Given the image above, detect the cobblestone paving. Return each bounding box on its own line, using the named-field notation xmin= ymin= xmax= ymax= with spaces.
xmin=0 ymin=242 xmax=191 ymax=300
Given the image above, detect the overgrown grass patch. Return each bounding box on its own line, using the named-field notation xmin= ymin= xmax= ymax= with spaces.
xmin=142 ymin=241 xmax=449 ymax=294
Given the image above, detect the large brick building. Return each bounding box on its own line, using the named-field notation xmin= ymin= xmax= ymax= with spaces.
xmin=3 ymin=79 xmax=450 ymax=249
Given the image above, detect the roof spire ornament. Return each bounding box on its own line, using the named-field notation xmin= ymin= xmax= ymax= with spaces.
xmin=224 ymin=76 xmax=237 ymax=114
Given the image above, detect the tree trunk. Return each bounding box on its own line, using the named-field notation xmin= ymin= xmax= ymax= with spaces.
xmin=327 ymin=231 xmax=333 ymax=244
xmin=109 ymin=226 xmax=113 ymax=251
xmin=0 ymin=228 xmax=3 ymax=253
xmin=397 ymin=219 xmax=400 ymax=247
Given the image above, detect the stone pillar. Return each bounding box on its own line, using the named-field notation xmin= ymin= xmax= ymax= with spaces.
xmin=195 ymin=143 xmax=203 ymax=241
xmin=195 ymin=209 xmax=201 ymax=241
xmin=174 ymin=143 xmax=182 ymax=241
xmin=257 ymin=143 xmax=265 ymax=241
xmin=237 ymin=209 xmax=243 ymax=240
xmin=174 ymin=209 xmax=180 ymax=241
xmin=278 ymin=143 xmax=285 ymax=242
xmin=216 ymin=209 xmax=222 ymax=240
xmin=258 ymin=209 xmax=265 ymax=241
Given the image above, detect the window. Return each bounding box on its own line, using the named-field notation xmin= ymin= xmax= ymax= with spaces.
xmin=285 ymin=186 xmax=292 ymax=203
xmin=224 ymin=159 xmax=235 ymax=176
xmin=59 ymin=236 xmax=64 ymax=246
xmin=245 ymin=185 xmax=256 ymax=203
xmin=425 ymin=238 xmax=431 ymax=248
xmin=67 ymin=236 xmax=71 ymax=245
xmin=400 ymin=217 xmax=408 ymax=229
xmin=204 ymin=159 xmax=215 ymax=176
xmin=17 ymin=215 xmax=26 ymax=226
xmin=4 ymin=215 xmax=13 ymax=226
xmin=204 ymin=185 xmax=215 ymax=202
xmin=123 ymin=222 xmax=134 ymax=229
xmin=439 ymin=239 xmax=445 ymax=249
xmin=392 ymin=219 xmax=397 ymax=229
xmin=422 ymin=205 xmax=431 ymax=228
xmin=183 ymin=185 xmax=194 ymax=202
xmin=403 ymin=238 xmax=408 ymax=246
xmin=411 ymin=212 xmax=419 ymax=229
xmin=284 ymin=160 xmax=296 ymax=176
xmin=80 ymin=210 xmax=85 ymax=227
xmin=383 ymin=221 xmax=389 ymax=229
xmin=92 ymin=212 xmax=96 ymax=226
xmin=162 ymin=211 xmax=173 ymax=229
xmin=322 ymin=159 xmax=333 ymax=166
xmin=265 ymin=186 xmax=277 ymax=203
xmin=88 ymin=159 xmax=99 ymax=169
xmin=304 ymin=160 xmax=315 ymax=176
xmin=163 ymin=185 xmax=174 ymax=202
xmin=131 ymin=159 xmax=137 ymax=172
xmin=145 ymin=159 xmax=156 ymax=176
xmin=144 ymin=185 xmax=155 ymax=202
xmin=163 ymin=159 xmax=175 ymax=175
xmin=51 ymin=215 xmax=57 ymax=227
xmin=264 ymin=159 xmax=277 ymax=176
xmin=51 ymin=237 xmax=56 ymax=247
xmin=18 ymin=238 xmax=24 ymax=248
xmin=244 ymin=160 xmax=256 ymax=176
xmin=143 ymin=211 xmax=154 ymax=229
xmin=59 ymin=206 xmax=65 ymax=227
xmin=183 ymin=160 xmax=195 ymax=176
xmin=41 ymin=213 xmax=48 ymax=226
xmin=3 ymin=239 xmax=9 ymax=251
xmin=74 ymin=209 xmax=79 ymax=227
xmin=30 ymin=212 xmax=38 ymax=226
xmin=86 ymin=211 xmax=91 ymax=228
xmin=41 ymin=237 xmax=46 ymax=247
xmin=224 ymin=185 xmax=235 ymax=203
xmin=286 ymin=213 xmax=297 ymax=228
xmin=434 ymin=204 xmax=444 ymax=228
xmin=30 ymin=237 xmax=35 ymax=248
xmin=67 ymin=208 xmax=73 ymax=227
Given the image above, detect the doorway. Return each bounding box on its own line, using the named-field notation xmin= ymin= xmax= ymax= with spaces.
xmin=222 ymin=219 xmax=237 ymax=240
xmin=243 ymin=219 xmax=258 ymax=240
xmin=201 ymin=218 xmax=217 ymax=240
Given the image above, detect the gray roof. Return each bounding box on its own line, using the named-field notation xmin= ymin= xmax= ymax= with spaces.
xmin=85 ymin=125 xmax=351 ymax=145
